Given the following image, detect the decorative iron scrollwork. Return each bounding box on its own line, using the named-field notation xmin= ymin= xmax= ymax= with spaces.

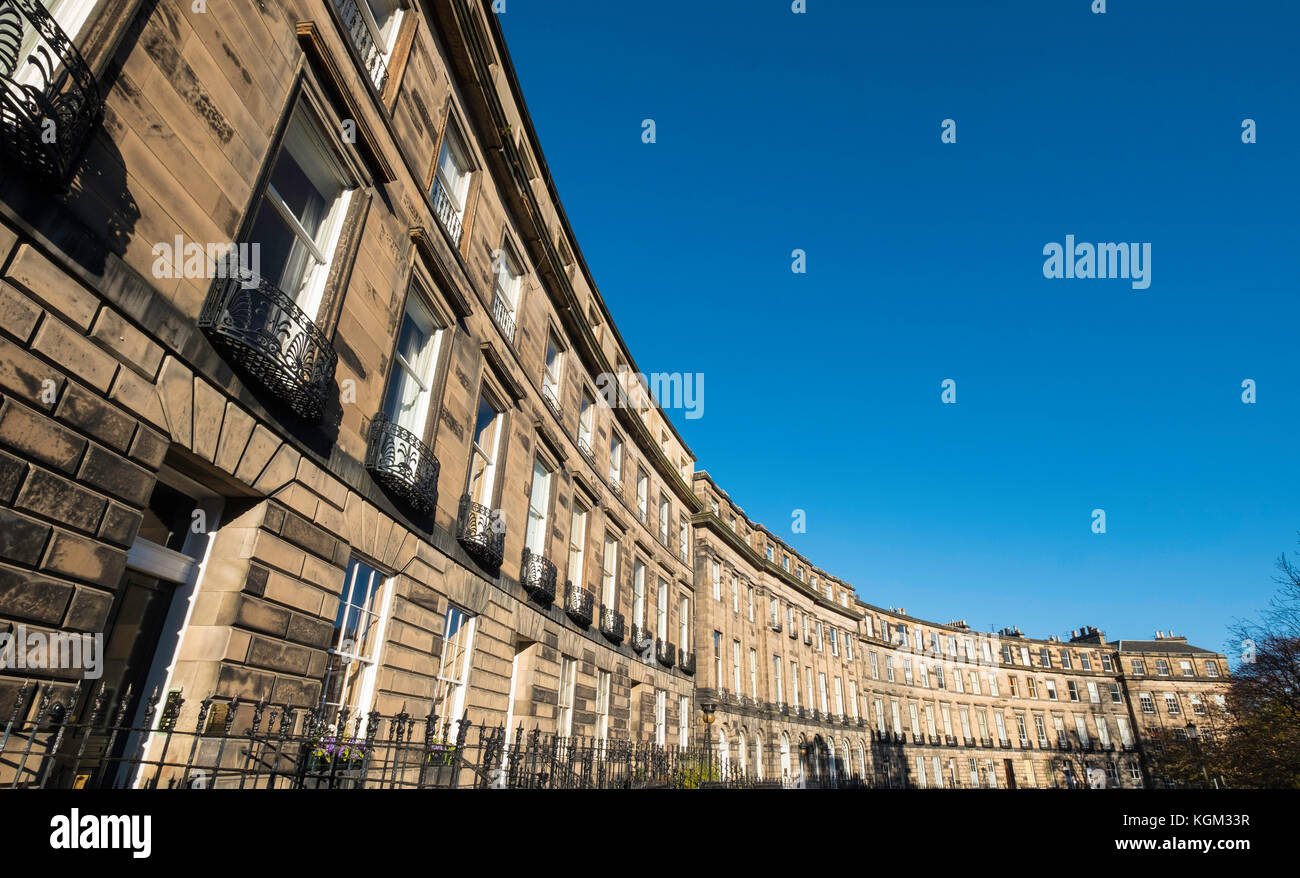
xmin=198 ymin=274 xmax=337 ymax=422
xmin=330 ymin=0 xmax=389 ymax=92
xmin=564 ymin=583 xmax=594 ymax=628
xmin=0 ymin=0 xmax=104 ymax=187
xmin=365 ymin=415 xmax=440 ymax=515
xmin=456 ymin=494 xmax=505 ymax=569
xmin=599 ymin=605 xmax=625 ymax=643
xmin=655 ymin=639 xmax=675 ymax=669
xmin=521 ymin=547 xmax=557 ymax=604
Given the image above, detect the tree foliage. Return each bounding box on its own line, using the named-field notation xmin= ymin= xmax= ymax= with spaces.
xmin=1150 ymin=540 xmax=1300 ymax=788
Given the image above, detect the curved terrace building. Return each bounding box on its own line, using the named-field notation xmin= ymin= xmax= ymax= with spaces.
xmin=691 ymin=473 xmax=1229 ymax=789
xmin=0 ymin=0 xmax=1226 ymax=788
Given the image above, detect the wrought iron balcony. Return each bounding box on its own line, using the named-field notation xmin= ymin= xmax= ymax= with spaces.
xmin=330 ymin=0 xmax=389 ymax=91
xmin=365 ymin=415 xmax=439 ymax=515
xmin=630 ymin=623 xmax=653 ymax=653
xmin=456 ymin=494 xmax=504 ymax=569
xmin=198 ymin=274 xmax=337 ymax=422
xmin=491 ymin=292 xmax=516 ymax=344
xmin=655 ymin=639 xmax=675 ymax=668
xmin=577 ymin=436 xmax=594 ymax=464
xmin=541 ymin=383 xmax=561 ymax=416
xmin=608 ymin=474 xmax=622 ymax=498
xmin=520 ymin=547 xmax=557 ymax=605
xmin=564 ymin=583 xmax=594 ymax=628
xmin=787 ymin=626 xmax=797 ymax=639
xmin=770 ymin=620 xmax=782 ymax=633
xmin=779 ymin=704 xmax=790 ymax=716
xmin=678 ymin=649 xmax=695 ymax=675
xmin=430 ymin=176 xmax=464 ymax=245
xmin=599 ymin=605 xmax=625 ymax=643
xmin=0 ymin=0 xmax=103 ymax=188
xmin=803 ymin=632 xmax=812 ymax=645
xmin=795 ymin=707 xmax=806 ymax=719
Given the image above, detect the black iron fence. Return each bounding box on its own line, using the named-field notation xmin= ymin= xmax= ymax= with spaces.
xmin=0 ymin=682 xmax=878 ymax=790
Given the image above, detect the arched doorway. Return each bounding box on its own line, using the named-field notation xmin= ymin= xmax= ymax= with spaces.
xmin=807 ymin=734 xmax=829 ymax=786
xmin=737 ymin=731 xmax=747 ymax=775
xmin=754 ymin=729 xmax=764 ymax=779
xmin=780 ymin=732 xmax=792 ymax=784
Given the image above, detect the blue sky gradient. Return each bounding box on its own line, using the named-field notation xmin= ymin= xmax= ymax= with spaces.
xmin=498 ymin=1 xmax=1298 ymax=658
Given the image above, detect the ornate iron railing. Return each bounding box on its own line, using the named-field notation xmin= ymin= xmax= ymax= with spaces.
xmin=456 ymin=494 xmax=504 ymax=569
xmin=769 ymin=620 xmax=782 ymax=633
xmin=564 ymin=583 xmax=594 ymax=628
xmin=0 ymin=0 xmax=104 ymax=187
xmin=198 ymin=274 xmax=337 ymax=422
xmin=0 ymin=681 xmax=815 ymax=790
xmin=577 ymin=436 xmax=594 ymax=464
xmin=491 ymin=291 xmax=516 ymax=343
xmin=599 ymin=605 xmax=625 ymax=643
xmin=631 ymin=623 xmax=653 ymax=653
xmin=608 ymin=475 xmax=622 ymax=498
xmin=430 ymin=176 xmax=464 ymax=245
xmin=678 ymin=650 xmax=695 ymax=675
xmin=521 ymin=547 xmax=557 ymax=605
xmin=541 ymin=383 xmax=560 ymax=416
xmin=656 ymin=639 xmax=675 ymax=669
xmin=365 ymin=415 xmax=439 ymax=514
xmin=330 ymin=0 xmax=389 ymax=92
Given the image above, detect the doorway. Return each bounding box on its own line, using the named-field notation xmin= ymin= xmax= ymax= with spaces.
xmin=92 ymin=468 xmax=223 ymax=787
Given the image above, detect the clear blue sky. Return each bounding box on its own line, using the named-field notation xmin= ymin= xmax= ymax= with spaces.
xmin=499 ymin=1 xmax=1298 ymax=659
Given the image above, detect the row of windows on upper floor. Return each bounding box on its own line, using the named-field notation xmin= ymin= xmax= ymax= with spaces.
xmin=159 ymin=59 xmax=697 ymax=570
xmin=698 ymin=495 xmax=856 ymax=609
xmin=704 ymin=643 xmax=1180 ymax=755
xmin=860 ymin=621 xmax=1223 ymax=680
xmin=704 ymin=634 xmax=1227 ymax=720
xmin=706 ymin=562 xmax=858 ymax=656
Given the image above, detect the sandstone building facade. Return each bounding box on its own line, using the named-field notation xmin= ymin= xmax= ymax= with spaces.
xmin=0 ymin=0 xmax=1226 ymax=788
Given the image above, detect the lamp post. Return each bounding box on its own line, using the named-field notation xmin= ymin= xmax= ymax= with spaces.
xmin=700 ymin=698 xmax=716 ymax=783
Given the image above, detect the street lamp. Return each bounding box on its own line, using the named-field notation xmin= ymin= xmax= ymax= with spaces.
xmin=700 ymin=698 xmax=716 ymax=781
